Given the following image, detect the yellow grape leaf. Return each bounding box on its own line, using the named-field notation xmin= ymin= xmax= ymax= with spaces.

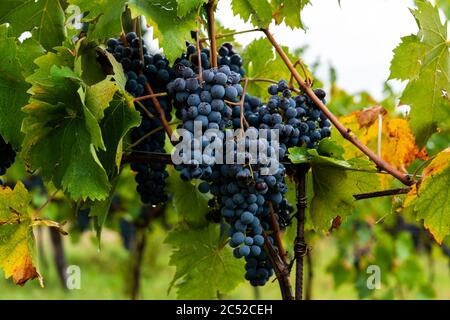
xmin=404 ymin=149 xmax=450 ymax=244
xmin=0 ymin=182 xmax=42 ymax=286
xmin=336 ymin=107 xmax=427 ymax=170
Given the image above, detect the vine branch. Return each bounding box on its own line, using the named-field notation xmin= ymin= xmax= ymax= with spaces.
xmin=206 ymin=0 xmax=218 ymax=68
xmin=353 ymin=187 xmax=411 ymax=200
xmin=196 ymin=23 xmax=203 ymax=83
xmin=264 ymin=235 xmax=294 ymax=300
xmin=200 ymin=28 xmax=261 ymax=43
xmin=142 ymin=82 xmax=175 ymax=142
xmin=268 ymin=202 xmax=288 ymax=265
xmin=239 ymin=78 xmax=249 ymax=130
xmin=244 ymin=77 xmax=301 ymax=93
xmin=133 ymin=92 xmax=167 ymax=102
xmin=262 ymin=28 xmax=414 ymax=186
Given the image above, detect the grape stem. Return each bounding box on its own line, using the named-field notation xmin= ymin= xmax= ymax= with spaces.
xmin=35 ymin=189 xmax=60 ymax=215
xmin=142 ymin=82 xmax=177 ymax=143
xmin=239 ymin=78 xmax=250 ymax=130
xmin=206 ymin=0 xmax=218 ymax=68
xmin=199 ymin=28 xmax=261 ymax=43
xmin=128 ymin=28 xmax=176 ymax=143
xmin=262 ymin=28 xmax=414 ymax=186
xmin=353 ymin=187 xmax=411 ymax=200
xmin=134 ymin=101 xmax=156 ymax=119
xmin=289 ymin=59 xmax=312 ymax=89
xmin=294 ymin=164 xmax=310 ymax=300
xmin=133 ymin=92 xmax=167 ymax=102
xmin=120 ymin=32 xmax=128 ymax=46
xmin=268 ymin=202 xmax=288 ymax=265
xmin=196 ymin=26 xmax=203 ymax=84
xmin=244 ymin=77 xmax=301 ymax=94
xmin=126 ymin=126 xmax=165 ymax=151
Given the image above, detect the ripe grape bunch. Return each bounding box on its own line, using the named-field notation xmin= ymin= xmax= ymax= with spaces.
xmin=175 ymin=42 xmax=245 ymax=76
xmin=261 ymin=80 xmax=331 ymax=151
xmin=168 ymin=63 xmax=241 ymax=180
xmin=0 ymin=135 xmax=16 ymax=176
xmin=106 ymin=32 xmax=174 ymax=205
xmin=167 ymin=50 xmax=283 ymax=286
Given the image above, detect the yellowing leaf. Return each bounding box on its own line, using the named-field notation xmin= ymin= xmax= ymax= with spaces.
xmin=337 ymin=108 xmax=427 ymax=171
xmin=0 ymin=182 xmax=41 ymax=286
xmin=404 ymin=149 xmax=450 ymax=243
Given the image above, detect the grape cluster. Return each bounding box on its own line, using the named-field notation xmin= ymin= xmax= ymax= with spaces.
xmin=210 ymin=163 xmax=275 ymax=286
xmin=175 ymin=42 xmax=245 ymax=76
xmin=168 ymin=64 xmax=242 ymax=180
xmin=264 ymin=80 xmax=331 ymax=151
xmin=168 ymin=40 xmax=331 ymax=286
xmin=107 ymin=32 xmax=173 ymax=205
xmin=0 ymin=136 xmax=16 ymax=176
xmin=217 ymin=42 xmax=245 ymax=76
xmin=167 ymin=55 xmax=279 ymax=284
xmin=229 ymin=93 xmax=294 ymax=227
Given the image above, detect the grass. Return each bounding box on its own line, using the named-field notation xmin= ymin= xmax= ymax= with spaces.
xmin=0 ymin=227 xmax=448 ymax=300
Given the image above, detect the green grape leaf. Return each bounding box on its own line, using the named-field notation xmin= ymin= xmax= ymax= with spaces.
xmin=68 ymin=0 xmax=127 ymax=41
xmin=289 ymin=147 xmax=380 ymax=231
xmin=435 ymin=0 xmax=449 ymax=19
xmin=102 ymin=49 xmax=127 ymax=92
xmin=404 ymin=148 xmax=450 ymax=244
xmin=17 ymin=39 xmax=46 ymax=77
xmin=85 ymin=78 xmax=118 ymax=121
xmin=271 ymin=0 xmax=310 ymax=29
xmin=89 ymin=176 xmax=120 ymax=242
xmin=0 ymin=24 xmax=44 ymax=148
xmin=389 ymin=35 xmax=426 ymax=81
xmin=395 ymin=257 xmax=425 ymax=289
xmin=75 ymin=39 xmax=109 ymax=86
xmin=0 ymin=0 xmax=66 ymax=50
xmin=317 ymin=139 xmax=345 ymax=159
xmin=241 ymin=38 xmax=312 ymax=99
xmin=128 ymin=0 xmax=198 ymax=62
xmin=166 ymin=168 xmax=210 ymax=226
xmin=0 ymin=182 xmax=41 ymax=286
xmin=22 ymin=51 xmax=111 ymax=201
xmin=90 ymin=95 xmax=142 ymax=240
xmin=389 ymin=0 xmax=450 ymax=147
xmin=310 ymin=163 xmax=380 ymax=231
xmin=176 ymin=0 xmax=206 ymax=18
xmin=231 ymin=0 xmax=273 ymax=28
xmin=166 ymin=224 xmax=244 ymax=299
xmin=326 ymin=258 xmax=354 ymax=288
xmin=70 ymin=0 xmax=198 ymax=62
xmin=98 ymin=96 xmax=141 ymax=176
